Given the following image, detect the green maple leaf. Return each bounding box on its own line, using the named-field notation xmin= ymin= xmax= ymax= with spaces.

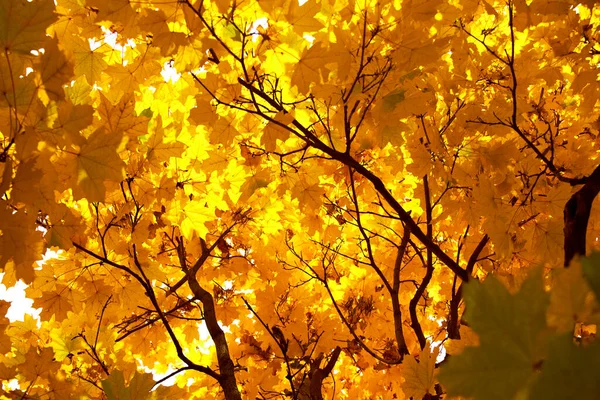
xmin=530 ymin=334 xmax=600 ymax=400
xmin=580 ymin=252 xmax=600 ymax=302
xmin=438 ymin=270 xmax=549 ymax=400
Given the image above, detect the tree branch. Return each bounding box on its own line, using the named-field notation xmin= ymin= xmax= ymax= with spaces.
xmin=564 ymin=164 xmax=600 ymax=266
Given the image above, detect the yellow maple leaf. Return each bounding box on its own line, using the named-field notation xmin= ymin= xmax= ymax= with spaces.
xmin=180 ymin=200 xmax=215 ymax=240
xmin=0 ymin=0 xmax=56 ymax=55
xmin=144 ymin=121 xmax=186 ymax=169
xmin=262 ymin=111 xmax=294 ymax=152
xmin=34 ymin=283 xmax=78 ymax=320
xmin=0 ymin=207 xmax=43 ymax=284
xmin=51 ymin=102 xmax=94 ymax=144
xmin=291 ymin=42 xmax=327 ymax=94
xmin=56 ymin=128 xmax=125 ymax=201
xmin=401 ymin=343 xmax=439 ymax=399
xmin=209 ymin=114 xmax=241 ymax=146
xmin=291 ymin=180 xmax=325 ymax=211
xmin=0 ymin=301 xmax=11 ymax=353
xmin=19 ymin=347 xmax=59 ymax=382
xmin=0 ymin=56 xmax=37 ymax=110
xmin=0 ymin=156 xmax=12 ymax=197
xmin=286 ymin=0 xmax=324 ymax=34
xmin=238 ymin=169 xmax=271 ymax=203
xmin=49 ymin=327 xmax=81 ymax=361
xmin=37 ymin=38 xmax=73 ymax=102
xmin=65 ymin=75 xmax=92 ymax=105
xmin=97 ymin=92 xmax=150 ymax=139
xmin=86 ymin=0 xmax=137 ymax=30
xmin=71 ymin=37 xmax=109 ymax=85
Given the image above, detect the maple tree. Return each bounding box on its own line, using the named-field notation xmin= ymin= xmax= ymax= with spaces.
xmin=1 ymin=0 xmax=600 ymax=398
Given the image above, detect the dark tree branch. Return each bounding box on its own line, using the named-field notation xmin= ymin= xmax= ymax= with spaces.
xmin=391 ymin=225 xmax=411 ymax=357
xmin=409 ymin=175 xmax=434 ymax=350
xmin=309 ymin=347 xmax=342 ymax=400
xmin=564 ymin=164 xmax=600 ymax=266
xmin=447 ymin=235 xmax=489 ymax=339
xmin=186 ymin=260 xmax=241 ymax=399
xmin=72 ymin=242 xmax=220 ymax=381
xmin=242 ymin=297 xmax=297 ymax=398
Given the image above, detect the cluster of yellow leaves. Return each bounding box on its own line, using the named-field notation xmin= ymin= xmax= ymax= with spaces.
xmin=0 ymin=0 xmax=599 ymax=398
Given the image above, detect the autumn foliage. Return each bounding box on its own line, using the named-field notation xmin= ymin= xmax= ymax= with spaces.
xmin=1 ymin=0 xmax=600 ymax=398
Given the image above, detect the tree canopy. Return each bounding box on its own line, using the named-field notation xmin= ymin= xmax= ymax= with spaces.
xmin=1 ymin=0 xmax=600 ymax=398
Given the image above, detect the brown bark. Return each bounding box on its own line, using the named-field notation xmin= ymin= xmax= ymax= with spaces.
xmin=409 ymin=175 xmax=435 ymax=350
xmin=188 ymin=276 xmax=241 ymax=400
xmin=392 ymin=226 xmax=411 ymax=357
xmin=309 ymin=347 xmax=342 ymax=400
xmin=236 ymin=77 xmax=471 ymax=282
xmin=447 ymin=235 xmax=489 ymax=339
xmin=564 ymin=164 xmax=600 ymax=267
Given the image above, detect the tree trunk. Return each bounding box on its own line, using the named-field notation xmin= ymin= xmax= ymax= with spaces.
xmin=564 ymin=164 xmax=600 ymax=267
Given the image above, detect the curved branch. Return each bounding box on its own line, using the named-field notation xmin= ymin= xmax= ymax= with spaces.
xmin=409 ymin=175 xmax=434 ymax=350
xmin=391 ymin=225 xmax=410 ymax=357
xmin=309 ymin=347 xmax=342 ymax=400
xmin=241 ymin=297 xmax=297 ymax=398
xmin=447 ymin=234 xmax=489 ymax=339
xmin=187 ymin=272 xmax=241 ymax=399
xmin=72 ymin=242 xmax=220 ymax=381
xmin=322 ymin=277 xmax=402 ymax=365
